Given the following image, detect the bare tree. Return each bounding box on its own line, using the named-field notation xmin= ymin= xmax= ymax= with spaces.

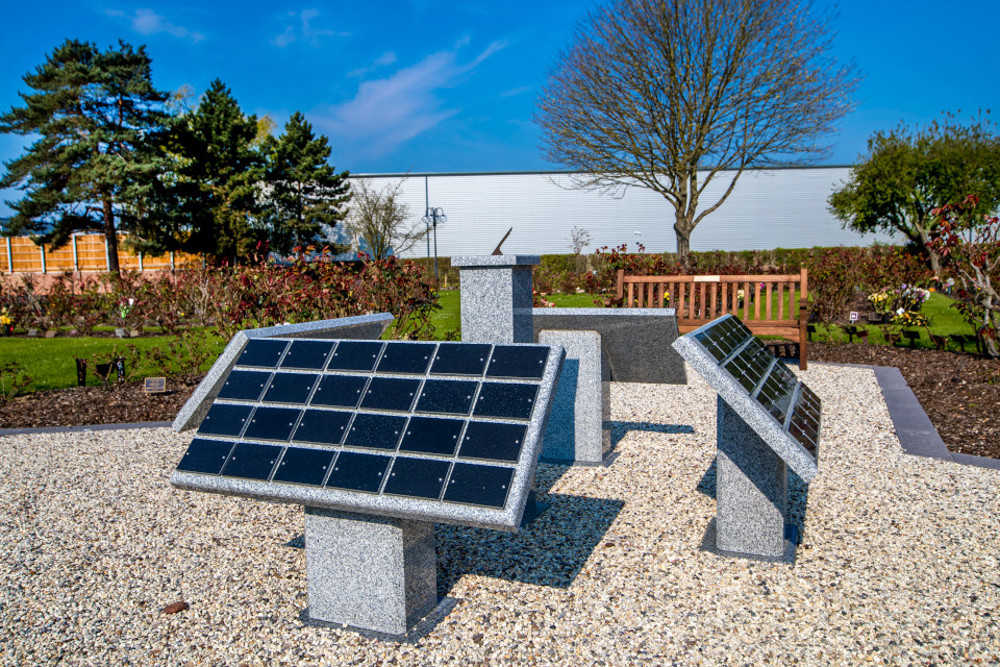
xmin=536 ymin=0 xmax=859 ymax=259
xmin=569 ymin=225 xmax=592 ymax=276
xmin=345 ymin=178 xmax=428 ymax=259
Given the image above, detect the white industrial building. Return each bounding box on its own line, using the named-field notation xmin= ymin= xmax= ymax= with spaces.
xmin=342 ymin=167 xmax=893 ymax=258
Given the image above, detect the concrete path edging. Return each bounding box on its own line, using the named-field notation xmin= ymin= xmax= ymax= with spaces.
xmin=815 ymin=361 xmax=1000 ymax=471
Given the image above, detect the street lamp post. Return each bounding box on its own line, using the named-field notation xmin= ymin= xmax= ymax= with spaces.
xmin=421 ymin=207 xmax=447 ymax=283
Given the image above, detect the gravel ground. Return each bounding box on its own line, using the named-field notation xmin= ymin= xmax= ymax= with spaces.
xmin=3 ymin=363 xmax=999 ymax=666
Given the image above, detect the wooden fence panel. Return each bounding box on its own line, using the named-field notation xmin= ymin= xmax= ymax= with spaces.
xmin=0 ymin=234 xmax=204 ymax=274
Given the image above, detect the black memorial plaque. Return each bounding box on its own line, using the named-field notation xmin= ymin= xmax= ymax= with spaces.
xmin=326 ymin=451 xmax=391 ymax=493
xmin=377 ymin=342 xmax=435 ymax=375
xmin=198 ymin=404 xmax=253 ymax=437
xmin=398 ymin=416 xmax=464 ymax=456
xmin=459 ymin=421 xmax=527 ymax=462
xmin=345 ymin=413 xmax=406 ymax=450
xmin=273 ymin=447 xmax=336 ymax=486
xmin=383 ymin=457 xmax=450 ymax=499
xmin=361 ymin=377 xmax=420 ymax=412
xmin=473 ymin=383 xmax=537 ymax=420
xmin=293 ymin=410 xmax=352 ymax=446
xmin=311 ymin=375 xmax=368 ymax=408
xmin=263 ymin=372 xmax=318 ymax=404
xmin=177 ymin=438 xmax=234 ymax=475
xmin=280 ymin=340 xmax=336 ymax=370
xmin=444 ymin=462 xmax=514 ymax=508
xmin=416 ymin=379 xmax=477 ymax=415
xmin=217 ymin=370 xmax=271 ymax=401
xmin=243 ymin=406 xmax=301 ymax=442
xmin=327 ymin=341 xmax=384 ymax=371
xmin=430 ymin=343 xmax=491 ymax=376
xmin=487 ymin=345 xmax=548 ymax=379
xmin=221 ymin=442 xmax=282 ymax=480
xmin=238 ymin=339 xmax=288 ymax=368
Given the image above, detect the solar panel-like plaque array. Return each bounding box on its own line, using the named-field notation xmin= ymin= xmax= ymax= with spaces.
xmin=172 ymin=338 xmax=562 ymax=530
xmin=687 ymin=315 xmax=820 ymax=461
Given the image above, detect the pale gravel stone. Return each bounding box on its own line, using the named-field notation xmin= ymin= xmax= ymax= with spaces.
xmin=2 ymin=363 xmax=1000 ymax=665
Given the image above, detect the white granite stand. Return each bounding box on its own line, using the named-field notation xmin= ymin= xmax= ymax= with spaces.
xmin=538 ymin=329 xmax=610 ymax=465
xmin=715 ymin=398 xmax=788 ymax=558
xmin=452 ymin=255 xmax=538 ymax=343
xmin=304 ymin=507 xmax=437 ymax=637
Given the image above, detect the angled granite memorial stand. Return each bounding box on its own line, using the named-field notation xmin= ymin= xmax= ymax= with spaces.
xmin=672 ymin=315 xmax=820 ymax=561
xmin=172 ymin=322 xmax=564 ymax=639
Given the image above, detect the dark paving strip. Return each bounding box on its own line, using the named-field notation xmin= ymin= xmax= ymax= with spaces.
xmin=0 ymin=421 xmax=172 ymax=436
xmin=814 ymin=361 xmax=1000 ymax=471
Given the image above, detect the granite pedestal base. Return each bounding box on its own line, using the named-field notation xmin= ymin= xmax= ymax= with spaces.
xmin=538 ymin=329 xmax=611 ymax=465
xmin=715 ymin=397 xmax=789 ymax=559
xmin=304 ymin=507 xmax=438 ymax=637
xmin=453 ymin=255 xmax=538 ymax=343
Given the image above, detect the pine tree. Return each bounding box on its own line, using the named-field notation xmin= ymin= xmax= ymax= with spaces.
xmin=144 ymin=79 xmax=264 ymax=263
xmin=262 ymin=112 xmax=351 ymax=255
xmin=0 ymin=39 xmax=170 ymax=273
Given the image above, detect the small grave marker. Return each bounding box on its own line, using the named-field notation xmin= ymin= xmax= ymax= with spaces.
xmin=145 ymin=377 xmax=167 ymax=394
xmin=27 ymin=328 xmax=38 ymax=337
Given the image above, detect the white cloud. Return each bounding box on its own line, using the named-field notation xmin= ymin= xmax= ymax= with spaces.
xmin=106 ymin=8 xmax=205 ymax=43
xmin=498 ymin=85 xmax=531 ymax=98
xmin=273 ymin=8 xmax=348 ymax=48
xmin=347 ymin=51 xmax=398 ymax=78
xmin=314 ymin=40 xmax=508 ymax=157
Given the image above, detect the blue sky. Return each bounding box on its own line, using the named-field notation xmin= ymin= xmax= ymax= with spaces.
xmin=1 ymin=0 xmax=998 ymax=216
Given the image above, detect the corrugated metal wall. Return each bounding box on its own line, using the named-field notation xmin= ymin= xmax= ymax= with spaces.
xmin=346 ymin=167 xmax=892 ymax=258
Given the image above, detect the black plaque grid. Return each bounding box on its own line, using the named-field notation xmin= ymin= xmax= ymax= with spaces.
xmin=689 ymin=315 xmax=821 ymax=460
xmin=176 ymin=338 xmax=561 ymax=514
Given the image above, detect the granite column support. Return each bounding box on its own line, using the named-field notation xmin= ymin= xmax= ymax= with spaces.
xmin=304 ymin=507 xmax=437 ymax=637
xmin=715 ymin=397 xmax=788 ymax=558
xmin=538 ymin=329 xmax=610 ymax=464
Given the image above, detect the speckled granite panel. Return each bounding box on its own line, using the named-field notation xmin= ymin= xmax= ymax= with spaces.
xmin=173 ymin=313 xmax=393 ymax=432
xmin=304 ymin=507 xmax=436 ymax=636
xmin=456 ymin=255 xmax=538 ymax=343
xmin=716 ymin=397 xmax=788 ymax=558
xmin=538 ymin=330 xmax=610 ymax=464
xmin=533 ymin=308 xmax=685 ymax=384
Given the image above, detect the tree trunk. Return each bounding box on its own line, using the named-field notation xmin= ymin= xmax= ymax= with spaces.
xmin=103 ymin=197 xmax=120 ymax=275
xmin=674 ymin=216 xmax=693 ymax=262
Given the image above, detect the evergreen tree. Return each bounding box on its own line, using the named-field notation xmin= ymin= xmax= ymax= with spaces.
xmin=0 ymin=39 xmax=170 ymax=273
xmin=137 ymin=79 xmax=264 ymax=263
xmin=262 ymin=112 xmax=351 ymax=255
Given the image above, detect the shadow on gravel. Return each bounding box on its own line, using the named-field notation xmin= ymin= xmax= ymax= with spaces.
xmin=436 ymin=493 xmax=624 ymax=593
xmin=607 ymin=420 xmax=696 ymax=448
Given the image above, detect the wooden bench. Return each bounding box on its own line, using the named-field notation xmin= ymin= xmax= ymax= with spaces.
xmin=615 ymin=268 xmax=810 ymax=369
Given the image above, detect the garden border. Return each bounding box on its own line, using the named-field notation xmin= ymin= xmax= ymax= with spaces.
xmin=1 ymin=366 xmax=997 ymax=471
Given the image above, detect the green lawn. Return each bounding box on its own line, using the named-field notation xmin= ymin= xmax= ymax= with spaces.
xmin=807 ymin=292 xmax=978 ymax=349
xmin=0 ymin=331 xmax=226 ymax=393
xmin=0 ymin=289 xmax=981 ymax=396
